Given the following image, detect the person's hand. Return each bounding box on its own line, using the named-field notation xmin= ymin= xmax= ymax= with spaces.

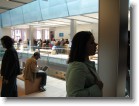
xmin=39 ymin=66 xmax=43 ymax=70
xmin=96 ymin=80 xmax=103 ymax=90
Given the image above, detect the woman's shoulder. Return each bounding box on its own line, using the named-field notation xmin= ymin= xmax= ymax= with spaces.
xmin=5 ymin=47 xmax=16 ymax=54
xmin=69 ymin=61 xmax=86 ymax=66
xmin=68 ymin=61 xmax=87 ymax=71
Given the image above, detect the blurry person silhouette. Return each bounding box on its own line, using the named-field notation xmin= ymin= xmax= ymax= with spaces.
xmin=66 ymin=31 xmax=103 ymax=97
xmin=23 ymin=52 xmax=47 ymax=92
xmin=27 ymin=39 xmax=30 ymax=47
xmin=37 ymin=39 xmax=42 ymax=52
xmin=0 ymin=36 xmax=20 ymax=97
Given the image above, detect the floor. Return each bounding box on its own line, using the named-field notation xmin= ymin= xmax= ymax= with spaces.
xmin=0 ymin=54 xmax=67 ymax=97
xmin=0 ymin=76 xmax=66 ymax=97
xmin=0 ymin=50 xmax=97 ymax=98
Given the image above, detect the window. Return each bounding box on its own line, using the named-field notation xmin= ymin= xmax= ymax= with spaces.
xmin=15 ymin=29 xmax=21 ymax=41
xmin=11 ymin=30 xmax=15 ymax=39
xmin=22 ymin=30 xmax=27 ymax=41
xmin=37 ymin=30 xmax=42 ymax=39
xmin=45 ymin=29 xmax=49 ymax=40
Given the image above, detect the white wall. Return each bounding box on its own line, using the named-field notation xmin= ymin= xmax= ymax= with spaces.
xmin=54 ymin=23 xmax=98 ymax=43
xmin=55 ymin=26 xmax=70 ymax=40
xmin=0 ymin=28 xmax=11 ymax=38
xmin=77 ymin=23 xmax=98 ymax=43
xmin=0 ymin=23 xmax=99 ymax=43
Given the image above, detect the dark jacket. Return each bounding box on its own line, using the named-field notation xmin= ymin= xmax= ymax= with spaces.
xmin=1 ymin=47 xmax=20 ymax=80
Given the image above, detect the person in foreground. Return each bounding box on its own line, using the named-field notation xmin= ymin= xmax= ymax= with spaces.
xmin=0 ymin=36 xmax=20 ymax=97
xmin=23 ymin=52 xmax=47 ymax=92
xmin=66 ymin=31 xmax=103 ymax=97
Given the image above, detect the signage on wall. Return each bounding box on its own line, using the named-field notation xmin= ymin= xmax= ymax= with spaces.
xmin=59 ymin=33 xmax=64 ymax=37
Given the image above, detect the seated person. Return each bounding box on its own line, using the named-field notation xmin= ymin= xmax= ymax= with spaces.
xmin=23 ymin=52 xmax=47 ymax=92
xmin=52 ymin=41 xmax=61 ymax=54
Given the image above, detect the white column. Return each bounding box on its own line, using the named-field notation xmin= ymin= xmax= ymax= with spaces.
xmin=99 ymin=0 xmax=129 ymax=97
xmin=29 ymin=26 xmax=35 ymax=51
xmin=42 ymin=29 xmax=45 ymax=41
xmin=70 ymin=19 xmax=76 ymax=43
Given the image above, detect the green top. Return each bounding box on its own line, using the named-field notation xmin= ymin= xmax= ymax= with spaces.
xmin=66 ymin=61 xmax=102 ymax=97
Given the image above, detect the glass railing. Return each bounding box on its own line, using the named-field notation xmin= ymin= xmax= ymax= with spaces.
xmin=14 ymin=44 xmax=70 ymax=66
xmin=0 ymin=44 xmax=98 ymax=79
xmin=0 ymin=44 xmax=98 ymax=70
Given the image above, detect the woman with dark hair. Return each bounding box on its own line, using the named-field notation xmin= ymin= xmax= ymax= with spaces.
xmin=0 ymin=36 xmax=20 ymax=97
xmin=66 ymin=31 xmax=103 ymax=97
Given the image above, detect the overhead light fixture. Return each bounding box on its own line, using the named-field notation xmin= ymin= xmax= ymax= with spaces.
xmin=6 ymin=0 xmax=12 ymax=1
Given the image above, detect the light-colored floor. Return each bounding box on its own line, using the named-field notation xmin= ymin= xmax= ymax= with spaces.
xmin=0 ymin=50 xmax=97 ymax=97
xmin=0 ymin=76 xmax=66 ymax=97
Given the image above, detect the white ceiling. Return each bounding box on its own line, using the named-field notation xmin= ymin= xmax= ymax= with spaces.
xmin=12 ymin=13 xmax=99 ymax=29
xmin=0 ymin=0 xmax=99 ymax=29
xmin=0 ymin=0 xmax=34 ymax=13
xmin=0 ymin=0 xmax=129 ymax=29
xmin=11 ymin=11 xmax=131 ymax=29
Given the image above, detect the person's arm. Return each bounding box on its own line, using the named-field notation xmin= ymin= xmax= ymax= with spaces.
xmin=30 ymin=60 xmax=38 ymax=73
xmin=67 ymin=63 xmax=102 ymax=97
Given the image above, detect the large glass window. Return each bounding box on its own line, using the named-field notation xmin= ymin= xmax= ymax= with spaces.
xmin=45 ymin=29 xmax=49 ymax=40
xmin=15 ymin=29 xmax=21 ymax=41
xmin=11 ymin=29 xmax=28 ymax=42
xmin=11 ymin=29 xmax=15 ymax=39
xmin=37 ymin=30 xmax=42 ymax=39
xmin=22 ymin=30 xmax=27 ymax=41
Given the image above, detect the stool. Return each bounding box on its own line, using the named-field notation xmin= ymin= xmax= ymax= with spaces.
xmin=25 ymin=77 xmax=42 ymax=95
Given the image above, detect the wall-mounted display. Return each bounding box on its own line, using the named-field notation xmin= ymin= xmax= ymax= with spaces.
xmin=59 ymin=33 xmax=64 ymax=37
